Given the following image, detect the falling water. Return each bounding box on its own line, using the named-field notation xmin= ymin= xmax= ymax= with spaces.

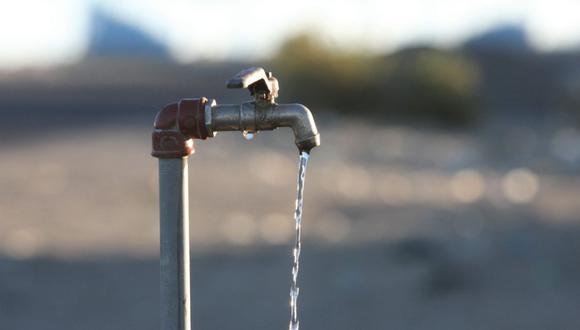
xmin=289 ymin=151 xmax=310 ymax=330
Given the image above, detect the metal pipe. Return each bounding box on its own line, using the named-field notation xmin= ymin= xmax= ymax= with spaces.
xmin=159 ymin=158 xmax=191 ymax=330
xmin=210 ymin=102 xmax=320 ymax=152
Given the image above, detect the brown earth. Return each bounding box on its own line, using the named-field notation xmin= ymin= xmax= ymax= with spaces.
xmin=1 ymin=119 xmax=580 ymax=329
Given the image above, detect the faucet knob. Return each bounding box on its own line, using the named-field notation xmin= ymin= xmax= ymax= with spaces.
xmin=226 ymin=67 xmax=279 ymax=103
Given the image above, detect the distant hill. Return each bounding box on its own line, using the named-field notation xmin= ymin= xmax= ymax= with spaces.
xmin=463 ymin=24 xmax=532 ymax=54
xmin=87 ymin=7 xmax=170 ymax=59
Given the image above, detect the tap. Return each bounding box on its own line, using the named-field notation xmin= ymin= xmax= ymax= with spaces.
xmin=152 ymin=67 xmax=320 ymax=158
xmin=151 ymin=67 xmax=320 ymax=330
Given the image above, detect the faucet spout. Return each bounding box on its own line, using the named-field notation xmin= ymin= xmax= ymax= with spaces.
xmin=270 ymin=103 xmax=320 ymax=152
xmin=209 ymin=102 xmax=320 ymax=152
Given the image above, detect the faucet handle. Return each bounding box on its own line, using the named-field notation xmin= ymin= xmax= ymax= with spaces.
xmin=226 ymin=67 xmax=279 ymax=102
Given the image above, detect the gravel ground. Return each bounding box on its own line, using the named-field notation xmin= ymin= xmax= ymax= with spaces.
xmin=1 ymin=120 xmax=580 ymax=329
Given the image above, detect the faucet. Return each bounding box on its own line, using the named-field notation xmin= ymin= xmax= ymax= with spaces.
xmin=151 ymin=68 xmax=320 ymax=330
xmin=152 ymin=67 xmax=320 ymax=157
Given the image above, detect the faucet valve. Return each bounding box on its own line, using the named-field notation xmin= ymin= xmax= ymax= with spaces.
xmin=226 ymin=67 xmax=279 ymax=104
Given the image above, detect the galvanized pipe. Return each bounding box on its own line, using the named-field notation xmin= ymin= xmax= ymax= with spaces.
xmin=158 ymin=158 xmax=191 ymax=330
xmin=210 ymin=102 xmax=320 ymax=152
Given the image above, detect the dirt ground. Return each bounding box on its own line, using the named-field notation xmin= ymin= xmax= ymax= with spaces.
xmin=2 ymin=120 xmax=580 ymax=329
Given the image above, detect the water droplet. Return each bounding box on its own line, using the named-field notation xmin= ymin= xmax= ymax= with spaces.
xmin=242 ymin=131 xmax=254 ymax=140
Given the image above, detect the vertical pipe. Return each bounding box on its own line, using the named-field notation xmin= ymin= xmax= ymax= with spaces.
xmin=159 ymin=158 xmax=191 ymax=330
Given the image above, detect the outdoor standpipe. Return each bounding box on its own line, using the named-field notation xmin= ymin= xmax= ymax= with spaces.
xmin=151 ymin=67 xmax=320 ymax=330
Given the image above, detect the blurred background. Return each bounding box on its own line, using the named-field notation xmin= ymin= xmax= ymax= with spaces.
xmin=2 ymin=0 xmax=580 ymax=329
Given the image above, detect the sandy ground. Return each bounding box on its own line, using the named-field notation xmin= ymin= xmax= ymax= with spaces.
xmin=2 ymin=120 xmax=580 ymax=329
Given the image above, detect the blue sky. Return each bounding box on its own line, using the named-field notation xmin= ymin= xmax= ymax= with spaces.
xmin=1 ymin=0 xmax=579 ymax=69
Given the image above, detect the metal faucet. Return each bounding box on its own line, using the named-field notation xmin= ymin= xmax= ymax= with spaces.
xmin=151 ymin=67 xmax=320 ymax=330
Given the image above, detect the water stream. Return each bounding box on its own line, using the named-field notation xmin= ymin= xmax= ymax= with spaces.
xmin=289 ymin=151 xmax=310 ymax=330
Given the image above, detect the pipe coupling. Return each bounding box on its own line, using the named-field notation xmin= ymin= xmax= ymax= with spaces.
xmin=152 ymin=98 xmax=213 ymax=158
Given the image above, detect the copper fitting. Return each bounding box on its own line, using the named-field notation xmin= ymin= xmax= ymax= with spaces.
xmin=152 ymin=98 xmax=210 ymax=158
xmin=178 ymin=98 xmax=211 ymax=140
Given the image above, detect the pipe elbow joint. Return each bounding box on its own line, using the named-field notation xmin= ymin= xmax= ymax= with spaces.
xmin=275 ymin=104 xmax=320 ymax=152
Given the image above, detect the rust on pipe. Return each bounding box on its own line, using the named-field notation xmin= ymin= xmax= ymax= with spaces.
xmin=178 ymin=98 xmax=211 ymax=140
